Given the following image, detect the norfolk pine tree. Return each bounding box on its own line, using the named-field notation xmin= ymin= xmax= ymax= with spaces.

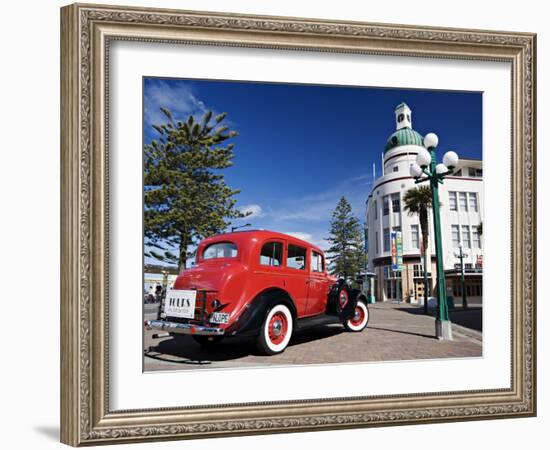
xmin=144 ymin=109 xmax=248 ymax=270
xmin=325 ymin=197 xmax=365 ymax=279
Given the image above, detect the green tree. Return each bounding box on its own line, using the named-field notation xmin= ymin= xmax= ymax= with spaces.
xmin=403 ymin=186 xmax=433 ymax=312
xmin=325 ymin=197 xmax=365 ymax=279
xmin=144 ymin=108 xmax=248 ymax=270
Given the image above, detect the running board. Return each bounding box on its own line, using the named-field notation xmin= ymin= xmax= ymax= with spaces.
xmin=296 ymin=314 xmax=341 ymax=330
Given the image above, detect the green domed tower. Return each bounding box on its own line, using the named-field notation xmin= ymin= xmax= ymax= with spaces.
xmin=384 ymin=102 xmax=424 ymax=153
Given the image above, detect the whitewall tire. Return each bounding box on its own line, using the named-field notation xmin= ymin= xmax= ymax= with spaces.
xmin=257 ymin=304 xmax=293 ymax=355
xmin=344 ymin=300 xmax=369 ymax=332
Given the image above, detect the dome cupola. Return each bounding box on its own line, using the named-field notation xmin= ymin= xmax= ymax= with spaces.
xmin=395 ymin=102 xmax=412 ymax=130
xmin=384 ymin=102 xmax=424 ymax=153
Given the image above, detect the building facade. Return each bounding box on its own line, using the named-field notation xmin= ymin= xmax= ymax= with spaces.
xmin=365 ymin=103 xmax=483 ymax=305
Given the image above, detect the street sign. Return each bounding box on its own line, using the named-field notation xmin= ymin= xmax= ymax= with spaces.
xmin=391 ymin=230 xmax=403 ymax=271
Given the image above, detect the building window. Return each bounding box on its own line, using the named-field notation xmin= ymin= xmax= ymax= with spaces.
xmin=459 ymin=192 xmax=468 ymax=211
xmin=413 ymin=264 xmax=424 ymax=278
xmin=260 ymin=241 xmax=283 ymax=267
xmin=393 ymin=166 xmax=399 ymax=172
xmin=451 ymin=225 xmax=460 ymax=248
xmin=398 ymin=113 xmax=404 ymax=122
xmin=411 ymin=224 xmax=419 ymax=249
xmin=465 ymin=263 xmax=473 ymax=269
xmin=468 ymin=167 xmax=483 ymax=177
xmin=383 ymin=228 xmax=390 ymax=252
xmin=472 ymin=226 xmax=481 ymax=248
xmin=375 ymin=231 xmax=379 ymax=254
xmin=383 ymin=196 xmax=389 ymax=216
xmin=391 ymin=193 xmax=400 ymax=213
xmin=374 ymin=200 xmax=378 ymax=220
xmin=468 ymin=192 xmax=478 ymax=212
xmin=453 ymin=281 xmax=461 ymax=297
xmin=462 ymin=225 xmax=471 ymax=248
xmin=384 ymin=265 xmax=402 ymax=279
xmin=448 ymin=191 xmax=457 ymax=211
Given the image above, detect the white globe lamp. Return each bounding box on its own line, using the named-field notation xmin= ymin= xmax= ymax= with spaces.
xmin=424 ymin=132 xmax=439 ymax=149
xmin=436 ymin=163 xmax=448 ymax=175
xmin=443 ymin=151 xmax=459 ymax=169
xmin=409 ymin=163 xmax=423 ymax=178
xmin=416 ymin=148 xmax=432 ymax=168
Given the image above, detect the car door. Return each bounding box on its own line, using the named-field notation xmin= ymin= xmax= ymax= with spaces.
xmin=305 ymin=250 xmax=329 ymax=316
xmin=283 ymin=242 xmax=309 ymax=317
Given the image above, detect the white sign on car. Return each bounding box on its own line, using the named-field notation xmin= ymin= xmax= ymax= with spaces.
xmin=164 ymin=289 xmax=197 ymax=319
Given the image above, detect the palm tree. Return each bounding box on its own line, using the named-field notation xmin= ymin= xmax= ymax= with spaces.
xmin=403 ymin=186 xmax=433 ymax=314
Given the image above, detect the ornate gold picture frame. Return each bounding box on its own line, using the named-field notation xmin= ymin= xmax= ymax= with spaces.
xmin=60 ymin=3 xmax=536 ymax=446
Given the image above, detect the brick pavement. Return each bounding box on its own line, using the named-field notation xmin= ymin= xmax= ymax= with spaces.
xmin=143 ymin=302 xmax=482 ymax=371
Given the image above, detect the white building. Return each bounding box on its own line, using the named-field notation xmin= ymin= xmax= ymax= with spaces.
xmin=365 ymin=103 xmax=483 ymax=304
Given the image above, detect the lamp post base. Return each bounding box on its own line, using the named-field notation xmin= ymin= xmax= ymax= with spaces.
xmin=435 ymin=319 xmax=453 ymax=340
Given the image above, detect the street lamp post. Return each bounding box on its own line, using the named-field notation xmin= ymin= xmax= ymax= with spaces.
xmin=410 ymin=133 xmax=459 ymax=340
xmin=231 ymin=223 xmax=251 ymax=233
xmin=454 ymin=242 xmax=468 ymax=309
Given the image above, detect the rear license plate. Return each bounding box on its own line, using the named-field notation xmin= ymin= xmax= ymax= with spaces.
xmin=164 ymin=289 xmax=196 ymax=319
xmin=210 ymin=312 xmax=230 ymax=324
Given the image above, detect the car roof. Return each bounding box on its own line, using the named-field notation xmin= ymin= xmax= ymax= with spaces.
xmin=200 ymin=230 xmax=324 ymax=253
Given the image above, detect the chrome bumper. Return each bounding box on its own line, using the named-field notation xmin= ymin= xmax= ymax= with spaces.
xmin=144 ymin=319 xmax=225 ymax=336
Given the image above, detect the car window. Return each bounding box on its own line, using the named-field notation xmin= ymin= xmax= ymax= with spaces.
xmin=260 ymin=241 xmax=283 ymax=267
xmin=287 ymin=244 xmax=306 ymax=270
xmin=311 ymin=251 xmax=324 ymax=272
xmin=202 ymin=242 xmax=238 ymax=260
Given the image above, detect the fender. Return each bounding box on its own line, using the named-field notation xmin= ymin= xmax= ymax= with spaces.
xmin=225 ymin=287 xmax=297 ymax=337
xmin=328 ymin=279 xmax=361 ymax=321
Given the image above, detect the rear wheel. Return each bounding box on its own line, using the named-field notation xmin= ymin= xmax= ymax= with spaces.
xmin=192 ymin=335 xmax=223 ymax=348
xmin=257 ymin=304 xmax=293 ymax=355
xmin=344 ymin=300 xmax=369 ymax=332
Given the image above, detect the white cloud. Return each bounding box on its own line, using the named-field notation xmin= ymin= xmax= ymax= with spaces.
xmin=239 ymin=204 xmax=265 ymax=219
xmin=144 ymin=79 xmax=209 ymax=128
xmin=284 ymin=231 xmax=313 ymax=242
xmin=269 ymin=175 xmax=370 ymax=224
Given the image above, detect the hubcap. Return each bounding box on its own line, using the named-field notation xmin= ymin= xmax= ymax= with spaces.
xmin=268 ymin=312 xmax=288 ymax=345
xmin=350 ymin=306 xmax=365 ymax=326
xmin=272 ymin=320 xmax=283 ymax=336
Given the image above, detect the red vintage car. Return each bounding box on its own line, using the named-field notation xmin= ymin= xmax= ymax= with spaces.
xmin=145 ymin=230 xmax=369 ymax=355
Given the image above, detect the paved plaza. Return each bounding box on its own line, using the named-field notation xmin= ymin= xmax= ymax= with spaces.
xmin=143 ymin=302 xmax=482 ymax=371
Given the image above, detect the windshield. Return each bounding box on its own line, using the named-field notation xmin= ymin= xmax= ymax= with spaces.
xmin=202 ymin=242 xmax=238 ymax=260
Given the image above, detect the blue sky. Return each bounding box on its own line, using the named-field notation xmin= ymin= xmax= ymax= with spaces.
xmin=143 ymin=77 xmax=482 ymax=260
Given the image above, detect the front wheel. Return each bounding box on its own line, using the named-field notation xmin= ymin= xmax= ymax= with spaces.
xmin=257 ymin=304 xmax=293 ymax=355
xmin=344 ymin=300 xmax=369 ymax=332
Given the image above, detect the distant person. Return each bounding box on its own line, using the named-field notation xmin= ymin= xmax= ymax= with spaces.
xmin=154 ymin=284 xmax=163 ymax=303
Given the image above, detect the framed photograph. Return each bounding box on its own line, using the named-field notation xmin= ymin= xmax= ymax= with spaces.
xmin=60 ymin=3 xmax=536 ymax=446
